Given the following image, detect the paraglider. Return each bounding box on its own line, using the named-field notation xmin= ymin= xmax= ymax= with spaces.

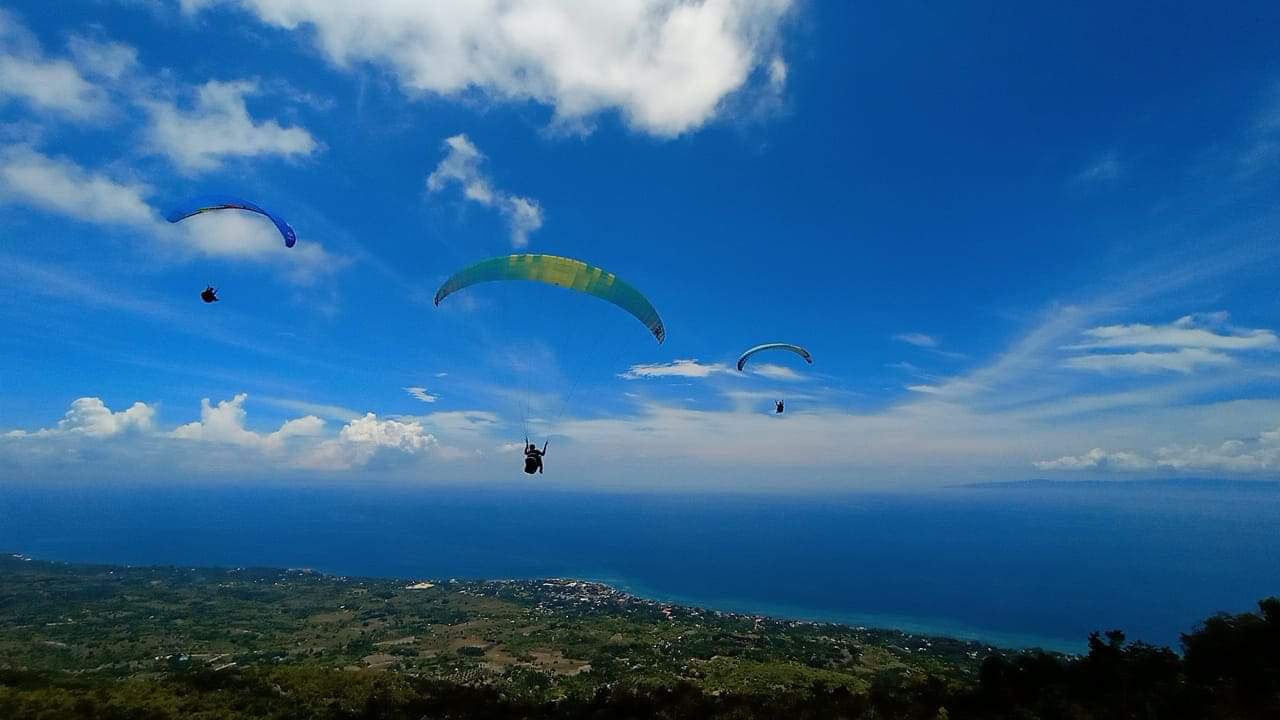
xmin=436 ymin=254 xmax=665 ymax=473
xmin=167 ymin=196 xmax=297 ymax=303
xmin=434 ymin=253 xmax=666 ymax=343
xmin=524 ymin=439 xmax=547 ymax=475
xmin=736 ymin=343 xmax=812 ymax=414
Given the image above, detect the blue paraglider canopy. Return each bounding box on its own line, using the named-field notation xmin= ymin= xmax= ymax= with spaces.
xmin=166 ymin=195 xmax=297 ymax=248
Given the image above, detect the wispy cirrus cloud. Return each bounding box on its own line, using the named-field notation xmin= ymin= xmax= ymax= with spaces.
xmin=893 ymin=331 xmax=964 ymax=360
xmin=1074 ymin=152 xmax=1123 ymax=184
xmin=1063 ymin=314 xmax=1277 ymax=352
xmin=1062 ymin=348 xmax=1236 ymax=375
xmin=1060 ymin=314 xmax=1277 ymax=375
xmin=747 ymin=363 xmax=805 ymax=381
xmin=404 ymin=386 xmax=439 ymax=404
xmin=893 ymin=332 xmax=938 ymax=348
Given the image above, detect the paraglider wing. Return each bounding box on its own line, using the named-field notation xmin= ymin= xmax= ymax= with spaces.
xmin=166 ymin=195 xmax=297 ymax=248
xmin=736 ymin=343 xmax=813 ymax=372
xmin=434 ymin=254 xmax=665 ymax=343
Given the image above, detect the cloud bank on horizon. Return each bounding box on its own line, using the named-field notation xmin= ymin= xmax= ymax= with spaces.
xmin=3 ymin=1 xmax=1280 ymax=489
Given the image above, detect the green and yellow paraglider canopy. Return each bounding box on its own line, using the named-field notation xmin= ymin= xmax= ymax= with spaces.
xmin=434 ymin=254 xmax=666 ymax=343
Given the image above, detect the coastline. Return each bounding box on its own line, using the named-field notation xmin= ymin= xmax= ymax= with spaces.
xmin=5 ymin=550 xmax=1082 ymax=655
xmin=582 ymin=573 xmax=1085 ymax=654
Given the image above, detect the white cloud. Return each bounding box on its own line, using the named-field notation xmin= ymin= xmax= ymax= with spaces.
xmin=1060 ymin=315 xmax=1276 ymax=374
xmin=1036 ymin=425 xmax=1280 ymax=475
xmin=404 ymin=386 xmax=439 ymax=403
xmin=0 ymin=145 xmax=156 ymax=226
xmin=767 ymin=54 xmax=787 ymax=91
xmin=1240 ymin=85 xmax=1280 ymax=172
xmin=1075 ymin=152 xmax=1123 ymax=183
xmin=1065 ymin=315 xmax=1278 ymax=352
xmin=1033 ymin=448 xmax=1156 ymax=472
xmin=171 ymin=393 xmax=326 ymax=450
xmin=66 ymin=36 xmax=138 ymax=81
xmin=0 ymin=12 xmax=109 ymax=120
xmin=305 ymin=412 xmax=438 ymax=469
xmin=2 ymin=393 xmax=461 ymax=476
xmin=1063 ymin=348 xmax=1236 ymax=375
xmin=748 ymin=363 xmax=803 ymax=381
xmin=6 ymin=397 xmax=155 ymax=438
xmin=168 ymin=397 xmax=438 ymax=469
xmin=339 ymin=413 xmax=436 ymax=453
xmin=427 ymin=134 xmax=543 ymax=247
xmin=144 ymin=80 xmax=318 ymax=173
xmin=180 ymin=0 xmax=794 ymax=137
xmin=619 ymin=359 xmax=732 ymax=379
xmin=894 ymin=332 xmax=938 ymax=348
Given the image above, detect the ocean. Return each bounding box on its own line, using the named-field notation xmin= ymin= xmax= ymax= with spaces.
xmin=2 ymin=479 xmax=1278 ymax=653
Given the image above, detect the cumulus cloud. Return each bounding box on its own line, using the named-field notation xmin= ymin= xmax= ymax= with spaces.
xmin=171 ymin=393 xmax=326 ymax=450
xmin=427 ymin=134 xmax=543 ymax=247
xmin=0 ymin=145 xmax=156 ymax=226
xmin=0 ymin=11 xmax=110 ymax=120
xmin=404 ymin=386 xmax=438 ymax=403
xmin=144 ymin=80 xmax=319 ymax=173
xmin=303 ymin=413 xmax=438 ymax=469
xmin=1033 ymin=448 xmax=1157 ymax=472
xmin=5 ymin=397 xmax=155 ymax=438
xmin=339 ymin=413 xmax=436 ymax=452
xmin=0 ymin=394 xmax=439 ymax=472
xmin=1036 ymin=426 xmax=1280 ymax=475
xmin=179 ymin=0 xmax=794 ymax=136
xmin=619 ymin=359 xmax=732 ymax=379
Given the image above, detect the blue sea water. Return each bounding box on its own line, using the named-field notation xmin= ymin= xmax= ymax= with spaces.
xmin=2 ymin=480 xmax=1278 ymax=653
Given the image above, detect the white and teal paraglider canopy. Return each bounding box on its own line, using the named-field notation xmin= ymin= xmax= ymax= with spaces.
xmin=736 ymin=343 xmax=813 ymax=372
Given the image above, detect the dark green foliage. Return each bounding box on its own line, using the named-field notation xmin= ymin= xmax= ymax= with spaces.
xmin=954 ymin=600 xmax=1280 ymax=719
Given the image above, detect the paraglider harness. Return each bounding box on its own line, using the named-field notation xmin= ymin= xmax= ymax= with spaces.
xmin=523 ymin=438 xmax=547 ymax=474
xmin=776 ymin=400 xmax=785 ymax=414
xmin=201 ymin=285 xmax=219 ymax=303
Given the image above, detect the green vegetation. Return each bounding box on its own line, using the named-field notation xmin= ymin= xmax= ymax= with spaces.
xmin=1 ymin=554 xmax=1276 ymax=718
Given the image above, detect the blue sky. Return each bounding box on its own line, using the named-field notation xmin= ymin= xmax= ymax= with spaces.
xmin=2 ymin=0 xmax=1280 ymax=490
